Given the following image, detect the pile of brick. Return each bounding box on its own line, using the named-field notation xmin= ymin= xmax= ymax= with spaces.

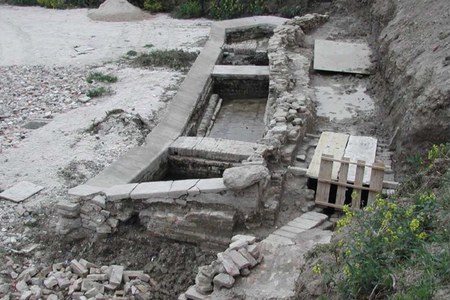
xmin=7 ymin=259 xmax=153 ymax=300
xmin=180 ymin=235 xmax=262 ymax=300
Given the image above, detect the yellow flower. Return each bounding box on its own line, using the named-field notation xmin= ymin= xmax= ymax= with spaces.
xmin=343 ymin=265 xmax=351 ymax=277
xmin=417 ymin=232 xmax=427 ymax=240
xmin=312 ymin=264 xmax=321 ymax=274
xmin=410 ymin=219 xmax=420 ymax=232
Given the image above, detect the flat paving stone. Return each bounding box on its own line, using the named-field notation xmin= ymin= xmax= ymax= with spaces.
xmin=168 ymin=179 xmax=200 ymax=198
xmin=104 ymin=183 xmax=138 ymax=201
xmin=130 ymin=181 xmax=173 ymax=199
xmin=195 ymin=178 xmax=227 ymax=193
xmin=0 ymin=181 xmax=44 ymax=203
xmin=313 ymin=39 xmax=372 ymax=75
xmin=264 ymin=234 xmax=295 ymax=246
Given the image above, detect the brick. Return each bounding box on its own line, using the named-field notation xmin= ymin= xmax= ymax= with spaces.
xmin=217 ymin=253 xmax=240 ymax=277
xmin=86 ymin=274 xmax=108 ymax=281
xmin=228 ymin=239 xmax=247 ymax=251
xmin=237 ymin=248 xmax=258 ymax=268
xmin=213 ymin=273 xmax=235 ymax=289
xmin=123 ymin=271 xmax=144 ymax=282
xmin=109 ymin=265 xmax=124 ymax=287
xmin=231 ymin=234 xmax=256 ymax=245
xmin=70 ymin=260 xmax=88 ymax=276
xmin=227 ymin=250 xmax=250 ymax=270
xmin=91 ymin=195 xmax=106 ymax=209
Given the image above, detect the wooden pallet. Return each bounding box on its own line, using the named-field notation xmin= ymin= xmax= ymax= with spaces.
xmin=315 ymin=154 xmax=385 ymax=210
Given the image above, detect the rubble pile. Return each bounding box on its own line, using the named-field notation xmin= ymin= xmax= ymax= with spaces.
xmin=1 ymin=259 xmax=155 ymax=300
xmin=180 ymin=235 xmax=262 ymax=300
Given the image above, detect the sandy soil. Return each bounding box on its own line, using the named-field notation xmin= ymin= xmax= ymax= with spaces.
xmin=0 ymin=6 xmax=210 ymax=66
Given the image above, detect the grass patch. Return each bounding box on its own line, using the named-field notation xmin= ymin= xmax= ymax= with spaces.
xmin=86 ymin=87 xmax=108 ymax=98
xmin=172 ymin=0 xmax=202 ymax=19
xmin=306 ymin=144 xmax=450 ymax=299
xmin=86 ymin=72 xmax=118 ymax=84
xmin=143 ymin=44 xmax=154 ymax=48
xmin=132 ymin=49 xmax=198 ymax=71
xmin=126 ymin=50 xmax=138 ymax=57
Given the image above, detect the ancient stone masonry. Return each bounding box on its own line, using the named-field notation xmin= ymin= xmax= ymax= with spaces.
xmin=179 ymin=234 xmax=263 ymax=300
xmin=57 ymin=167 xmax=270 ymax=248
xmin=261 ymin=14 xmax=329 ymax=157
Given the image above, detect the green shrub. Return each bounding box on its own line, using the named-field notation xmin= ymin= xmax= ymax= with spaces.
xmin=279 ymin=4 xmax=306 ymax=18
xmin=126 ymin=50 xmax=138 ymax=57
xmin=37 ymin=0 xmax=64 ymax=8
xmin=6 ymin=0 xmax=38 ymax=6
xmin=143 ymin=0 xmax=163 ymax=12
xmin=86 ymin=72 xmax=118 ymax=83
xmin=209 ymin=0 xmax=244 ymax=19
xmin=172 ymin=0 xmax=202 ymax=19
xmin=86 ymin=87 xmax=108 ymax=98
xmin=132 ymin=49 xmax=198 ymax=71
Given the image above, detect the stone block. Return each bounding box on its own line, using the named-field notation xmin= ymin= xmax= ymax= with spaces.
xmin=168 ymin=179 xmax=200 ymax=198
xmin=228 ymin=239 xmax=248 ymax=251
xmin=185 ymin=285 xmax=210 ymax=300
xmin=43 ymin=276 xmax=58 ymax=289
xmin=70 ymin=260 xmax=88 ymax=276
xmin=227 ymin=250 xmax=250 ymax=270
xmin=273 ymin=229 xmax=297 ymax=239
xmin=91 ymin=195 xmax=106 ymax=209
xmin=195 ymin=178 xmax=227 ymax=193
xmin=231 ymin=234 xmax=256 ymax=244
xmin=237 ymin=248 xmax=258 ymax=268
xmin=217 ymin=253 xmax=240 ymax=277
xmin=130 ymin=181 xmax=173 ymax=199
xmin=0 ymin=181 xmax=44 ymax=203
xmin=264 ymin=234 xmax=295 ymax=246
xmin=56 ymin=201 xmax=80 ymax=212
xmin=109 ymin=265 xmax=124 ymax=287
xmin=288 ymin=218 xmax=320 ymax=230
xmin=68 ymin=185 xmax=103 ymax=200
xmin=280 ymin=225 xmax=306 ymax=234
xmin=104 ymin=184 xmax=138 ymax=201
xmin=213 ymin=273 xmax=235 ymax=289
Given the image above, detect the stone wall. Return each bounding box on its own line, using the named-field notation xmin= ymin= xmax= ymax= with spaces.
xmin=213 ymin=78 xmax=269 ymax=100
xmin=57 ymin=176 xmax=267 ymax=248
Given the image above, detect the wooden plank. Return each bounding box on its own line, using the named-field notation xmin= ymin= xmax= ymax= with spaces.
xmin=351 ymin=160 xmax=365 ymax=209
xmin=344 ymin=135 xmax=377 ymax=184
xmin=315 ymin=154 xmax=333 ymax=206
xmin=307 ymin=132 xmax=349 ymax=180
xmin=367 ymin=161 xmax=385 ymax=205
xmin=336 ymin=157 xmax=350 ymax=206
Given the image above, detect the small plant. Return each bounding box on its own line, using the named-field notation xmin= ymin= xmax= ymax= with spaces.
xmin=172 ymin=0 xmax=202 ymax=19
xmin=126 ymin=50 xmax=138 ymax=57
xmin=143 ymin=44 xmax=154 ymax=48
xmin=209 ymin=0 xmax=244 ymax=20
xmin=86 ymin=72 xmax=118 ymax=84
xmin=86 ymin=87 xmax=108 ymax=98
xmin=133 ymin=49 xmax=198 ymax=71
xmin=279 ymin=5 xmax=306 ymax=18
xmin=37 ymin=0 xmax=64 ymax=8
xmin=6 ymin=0 xmax=38 ymax=6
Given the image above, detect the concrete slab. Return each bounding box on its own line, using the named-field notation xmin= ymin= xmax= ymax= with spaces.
xmin=0 ymin=181 xmax=44 ymax=203
xmin=212 ymin=65 xmax=270 ymax=79
xmin=68 ymin=184 xmax=104 ymax=199
xmin=104 ymin=183 xmax=138 ymax=201
xmin=195 ymin=178 xmax=227 ymax=193
xmin=313 ymin=40 xmax=372 ymax=74
xmin=307 ymin=131 xmax=349 ymax=180
xmin=130 ymin=181 xmax=173 ymax=199
xmin=344 ymin=135 xmax=378 ymax=184
xmin=168 ymin=179 xmax=200 ymax=198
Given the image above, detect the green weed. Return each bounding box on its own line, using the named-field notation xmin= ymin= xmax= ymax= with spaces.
xmin=172 ymin=0 xmax=202 ymax=19
xmin=132 ymin=49 xmax=198 ymax=71
xmin=86 ymin=87 xmax=108 ymax=98
xmin=86 ymin=72 xmax=118 ymax=84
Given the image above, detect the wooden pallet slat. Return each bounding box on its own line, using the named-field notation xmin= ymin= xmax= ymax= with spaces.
xmin=367 ymin=161 xmax=385 ymax=205
xmin=316 ymin=154 xmax=333 ymax=205
xmin=336 ymin=157 xmax=350 ymax=206
xmin=351 ymin=160 xmax=365 ymax=209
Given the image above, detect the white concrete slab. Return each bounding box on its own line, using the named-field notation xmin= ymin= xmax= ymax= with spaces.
xmin=0 ymin=181 xmax=44 ymax=203
xmin=307 ymin=132 xmax=349 ymax=180
xmin=313 ymin=40 xmax=372 ymax=75
xmin=344 ymin=135 xmax=378 ymax=184
xmin=212 ymin=65 xmax=270 ymax=79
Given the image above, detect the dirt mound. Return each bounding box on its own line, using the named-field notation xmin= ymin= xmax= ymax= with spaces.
xmin=88 ymin=0 xmax=151 ymax=22
xmin=369 ymin=0 xmax=450 ymax=156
